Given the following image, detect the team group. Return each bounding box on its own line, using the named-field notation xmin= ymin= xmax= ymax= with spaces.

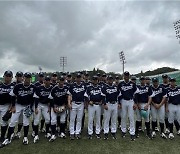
xmin=0 ymin=70 xmax=180 ymax=148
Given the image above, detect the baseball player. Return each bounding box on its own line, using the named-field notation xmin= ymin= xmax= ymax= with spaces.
xmin=84 ymin=75 xmax=104 ymax=139
xmin=68 ymin=73 xmax=87 ymax=140
xmin=0 ymin=71 xmax=14 ymax=144
xmin=149 ymin=77 xmax=167 ymax=139
xmin=0 ymin=72 xmax=35 ymax=147
xmin=135 ymin=76 xmax=152 ymax=139
xmin=102 ymin=75 xmax=121 ymax=140
xmin=51 ymin=72 xmax=58 ymax=87
xmin=166 ymin=78 xmax=180 ymax=139
xmin=161 ymin=74 xmax=170 ymax=134
xmin=145 ymin=77 xmax=151 ymax=86
xmin=33 ymin=76 xmax=53 ymax=143
xmin=118 ymin=71 xmax=137 ymax=141
xmin=48 ymin=76 xmax=69 ymax=142
xmin=131 ymin=76 xmax=137 ymax=84
xmin=13 ymin=71 xmax=24 ymax=139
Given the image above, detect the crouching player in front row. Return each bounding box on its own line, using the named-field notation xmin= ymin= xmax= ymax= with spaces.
xmin=33 ymin=76 xmax=53 ymax=143
xmin=166 ymin=78 xmax=180 ymax=139
xmin=48 ymin=76 xmax=69 ymax=142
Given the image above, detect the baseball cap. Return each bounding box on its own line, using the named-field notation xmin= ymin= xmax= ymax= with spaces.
xmin=140 ymin=76 xmax=145 ymax=80
xmin=115 ymin=76 xmax=120 ymax=80
xmin=76 ymin=73 xmax=82 ymax=78
xmin=152 ymin=77 xmax=159 ymax=82
xmin=45 ymin=76 xmax=51 ymax=81
xmin=162 ymin=74 xmax=168 ymax=78
xmin=67 ymin=74 xmax=72 ymax=77
xmin=96 ymin=73 xmax=101 ymax=77
xmin=102 ymin=74 xmax=107 ymax=77
xmin=84 ymin=72 xmax=89 ymax=76
xmin=4 ymin=70 xmax=13 ymax=77
xmin=170 ymin=78 xmax=176 ymax=82
xmin=38 ymin=72 xmax=44 ymax=77
xmin=107 ymin=75 xmax=113 ymax=80
xmin=92 ymin=75 xmax=98 ymax=80
xmin=24 ymin=72 xmax=32 ymax=78
xmin=59 ymin=76 xmax=65 ymax=81
xmin=62 ymin=72 xmax=67 ymax=76
xmin=131 ymin=76 xmax=137 ymax=80
xmin=145 ymin=77 xmax=151 ymax=80
xmin=124 ymin=71 xmax=130 ymax=76
xmin=16 ymin=71 xmax=23 ymax=77
xmin=52 ymin=72 xmax=57 ymax=77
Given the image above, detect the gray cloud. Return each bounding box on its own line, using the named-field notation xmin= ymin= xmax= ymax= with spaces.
xmin=0 ymin=1 xmax=180 ymax=76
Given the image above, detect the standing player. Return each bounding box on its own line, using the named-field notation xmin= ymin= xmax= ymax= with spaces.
xmin=145 ymin=77 xmax=151 ymax=86
xmin=51 ymin=72 xmax=58 ymax=87
xmin=68 ymin=73 xmax=87 ymax=140
xmin=85 ymin=75 xmax=104 ymax=139
xmin=48 ymin=76 xmax=69 ymax=142
xmin=102 ymin=75 xmax=121 ymax=140
xmin=33 ymin=76 xmax=52 ymax=143
xmin=0 ymin=72 xmax=35 ymax=147
xmin=131 ymin=76 xmax=137 ymax=84
xmin=149 ymin=77 xmax=167 ymax=139
xmin=135 ymin=76 xmax=152 ymax=139
xmin=0 ymin=71 xmax=14 ymax=144
xmin=161 ymin=74 xmax=170 ymax=134
xmin=166 ymin=78 xmax=180 ymax=139
xmin=118 ymin=71 xmax=137 ymax=141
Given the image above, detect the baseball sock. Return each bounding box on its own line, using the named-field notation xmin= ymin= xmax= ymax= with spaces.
xmin=1 ymin=126 xmax=8 ymax=141
xmin=118 ymin=117 xmax=121 ymax=126
xmin=145 ymin=122 xmax=150 ymax=134
xmin=57 ymin=116 xmax=60 ymax=127
xmin=152 ymin=121 xmax=156 ymax=131
xmin=174 ymin=120 xmax=180 ymax=131
xmin=34 ymin=125 xmax=39 ymax=136
xmin=51 ymin=124 xmax=56 ymax=135
xmin=136 ymin=121 xmax=141 ymax=134
xmin=24 ymin=125 xmax=29 ymax=137
xmin=40 ymin=119 xmax=45 ymax=130
xmin=169 ymin=123 xmax=173 ymax=133
xmin=17 ymin=123 xmax=23 ymax=133
xmin=82 ymin=113 xmax=85 ymax=129
xmin=165 ymin=118 xmax=169 ymax=129
xmin=60 ymin=123 xmax=66 ymax=133
xmin=159 ymin=122 xmax=164 ymax=133
xmin=7 ymin=127 xmax=15 ymax=140
xmin=32 ymin=121 xmax=35 ymax=132
xmin=46 ymin=123 xmax=50 ymax=134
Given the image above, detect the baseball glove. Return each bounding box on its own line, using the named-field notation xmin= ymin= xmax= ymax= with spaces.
xmin=2 ymin=110 xmax=12 ymax=121
xmin=24 ymin=105 xmax=33 ymax=118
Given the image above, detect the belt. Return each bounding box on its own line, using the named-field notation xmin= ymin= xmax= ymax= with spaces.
xmin=108 ymin=101 xmax=117 ymax=104
xmin=73 ymin=101 xmax=83 ymax=105
xmin=93 ymin=102 xmax=101 ymax=105
xmin=123 ymin=98 xmax=132 ymax=101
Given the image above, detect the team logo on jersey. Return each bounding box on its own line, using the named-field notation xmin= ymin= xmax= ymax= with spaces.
xmin=54 ymin=89 xmax=68 ymax=97
xmin=18 ymin=89 xmax=34 ymax=96
xmin=138 ymin=87 xmax=148 ymax=94
xmin=121 ymin=84 xmax=133 ymax=91
xmin=73 ymin=86 xmax=85 ymax=93
xmin=106 ymin=87 xmax=117 ymax=94
xmin=168 ymin=89 xmax=180 ymax=97
xmin=152 ymin=88 xmax=162 ymax=96
xmin=90 ymin=89 xmax=101 ymax=95
xmin=0 ymin=87 xmax=13 ymax=94
xmin=40 ymin=91 xmax=51 ymax=97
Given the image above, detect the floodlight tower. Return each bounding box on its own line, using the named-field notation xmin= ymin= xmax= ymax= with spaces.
xmin=119 ymin=51 xmax=126 ymax=74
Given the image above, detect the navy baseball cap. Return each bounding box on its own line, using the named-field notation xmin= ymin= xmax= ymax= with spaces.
xmin=62 ymin=72 xmax=67 ymax=76
xmin=108 ymin=75 xmax=113 ymax=80
xmin=170 ymin=78 xmax=176 ymax=82
xmin=52 ymin=72 xmax=57 ymax=77
xmin=67 ymin=74 xmax=72 ymax=77
xmin=145 ymin=77 xmax=151 ymax=80
xmin=59 ymin=76 xmax=65 ymax=81
xmin=38 ymin=72 xmax=44 ymax=77
xmin=16 ymin=71 xmax=23 ymax=77
xmin=76 ymin=73 xmax=82 ymax=78
xmin=92 ymin=75 xmax=98 ymax=80
xmin=102 ymin=74 xmax=107 ymax=77
xmin=97 ymin=73 xmax=101 ymax=77
xmin=24 ymin=72 xmax=32 ymax=78
xmin=124 ymin=71 xmax=130 ymax=76
xmin=4 ymin=70 xmax=13 ymax=77
xmin=84 ymin=72 xmax=89 ymax=76
xmin=162 ymin=74 xmax=168 ymax=78
xmin=140 ymin=76 xmax=145 ymax=80
xmin=115 ymin=76 xmax=120 ymax=80
xmin=152 ymin=77 xmax=159 ymax=82
xmin=44 ymin=76 xmax=51 ymax=81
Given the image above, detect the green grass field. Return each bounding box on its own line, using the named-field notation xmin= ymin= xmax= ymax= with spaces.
xmin=1 ymin=117 xmax=180 ymax=154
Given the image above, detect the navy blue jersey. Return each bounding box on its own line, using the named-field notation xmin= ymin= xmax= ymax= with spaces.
xmin=102 ymin=84 xmax=121 ymax=103
xmin=0 ymin=82 xmax=15 ymax=105
xmin=51 ymin=82 xmax=57 ymax=87
xmin=135 ymin=85 xmax=151 ymax=103
xmin=34 ymin=85 xmax=53 ymax=105
xmin=149 ymin=85 xmax=166 ymax=104
xmin=83 ymin=80 xmax=92 ymax=88
xmin=166 ymin=87 xmax=180 ymax=105
xmin=68 ymin=82 xmax=86 ymax=102
xmin=65 ymin=81 xmax=73 ymax=88
xmin=118 ymin=81 xmax=137 ymax=100
xmin=160 ymin=83 xmax=170 ymax=89
xmin=49 ymin=85 xmax=69 ymax=106
xmin=34 ymin=81 xmax=43 ymax=87
xmin=85 ymin=85 xmax=103 ymax=102
xmin=99 ymin=81 xmax=107 ymax=88
xmin=10 ymin=83 xmax=35 ymax=106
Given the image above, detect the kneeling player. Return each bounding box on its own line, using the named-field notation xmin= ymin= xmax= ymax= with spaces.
xmin=48 ymin=76 xmax=69 ymax=142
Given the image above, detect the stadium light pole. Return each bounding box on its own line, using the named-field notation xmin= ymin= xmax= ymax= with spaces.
xmin=119 ymin=51 xmax=126 ymax=74
xmin=173 ymin=19 xmax=180 ymax=44
xmin=60 ymin=56 xmax=67 ymax=72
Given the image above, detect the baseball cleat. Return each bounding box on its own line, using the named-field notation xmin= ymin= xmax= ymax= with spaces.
xmin=161 ymin=133 xmax=167 ymax=139
xmin=45 ymin=133 xmax=51 ymax=139
xmin=0 ymin=139 xmax=11 ymax=148
xmin=131 ymin=135 xmax=136 ymax=141
xmin=23 ymin=137 xmax=29 ymax=145
xmin=104 ymin=133 xmax=108 ymax=140
xmin=59 ymin=132 xmax=66 ymax=139
xmin=40 ymin=128 xmax=46 ymax=133
xmin=168 ymin=133 xmax=174 ymax=139
xmin=96 ymin=134 xmax=101 ymax=139
xmin=31 ymin=131 xmax=35 ymax=138
xmin=76 ymin=134 xmax=81 ymax=139
xmin=70 ymin=134 xmax=75 ymax=140
xmin=10 ymin=133 xmax=15 ymax=140
xmin=151 ymin=131 xmax=156 ymax=138
xmin=112 ymin=133 xmax=117 ymax=139
xmin=88 ymin=135 xmax=93 ymax=140
xmin=155 ymin=127 xmax=159 ymax=132
xmin=33 ymin=135 xmax=39 ymax=143
xmin=177 ymin=130 xmax=180 ymax=135
xmin=165 ymin=128 xmax=170 ymax=134
xmin=49 ymin=135 xmax=56 ymax=142
xmin=122 ymin=132 xmax=126 ymax=138
xmin=146 ymin=133 xmax=152 ymax=139
xmin=135 ymin=132 xmax=139 ymax=138
xmin=15 ymin=132 xmax=21 ymax=139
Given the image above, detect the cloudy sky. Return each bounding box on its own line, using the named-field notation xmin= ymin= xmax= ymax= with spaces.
xmin=0 ymin=0 xmax=180 ymax=76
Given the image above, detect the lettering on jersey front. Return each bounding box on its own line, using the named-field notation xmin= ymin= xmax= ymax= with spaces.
xmin=168 ymin=89 xmax=180 ymax=97
xmin=54 ymin=89 xmax=68 ymax=97
xmin=152 ymin=88 xmax=163 ymax=96
xmin=40 ymin=91 xmax=51 ymax=97
xmin=106 ymin=87 xmax=117 ymax=94
xmin=90 ymin=89 xmax=101 ymax=95
xmin=18 ymin=88 xmax=34 ymax=96
xmin=73 ymin=85 xmax=85 ymax=93
xmin=138 ymin=87 xmax=148 ymax=94
xmin=0 ymin=86 xmax=14 ymax=94
xmin=121 ymin=84 xmax=133 ymax=91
